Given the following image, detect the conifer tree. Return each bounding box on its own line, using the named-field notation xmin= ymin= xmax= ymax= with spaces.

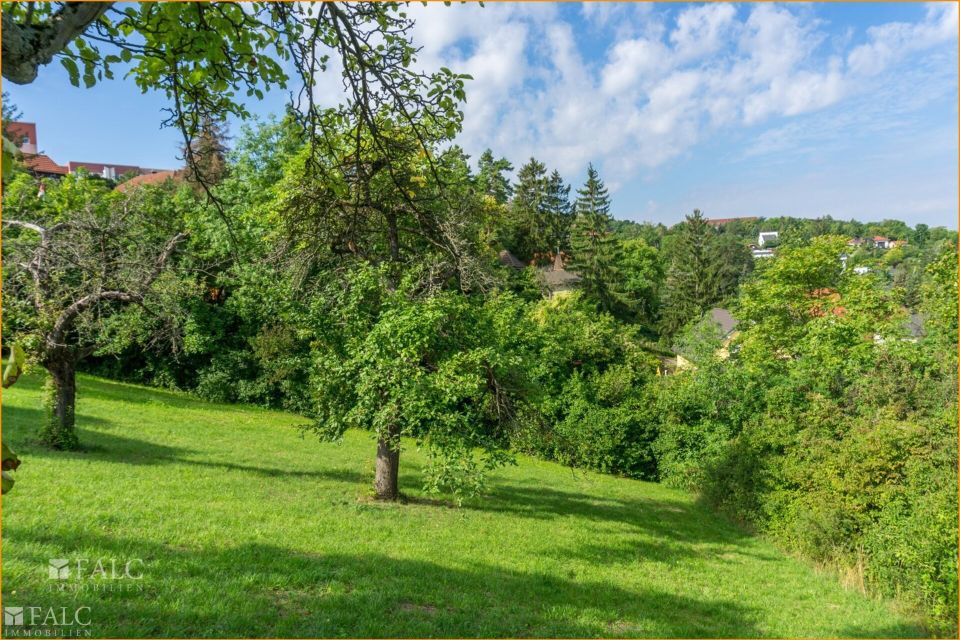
xmin=507 ymin=157 xmax=549 ymax=261
xmin=183 ymin=116 xmax=230 ymax=189
xmin=659 ymin=209 xmax=719 ymax=337
xmin=476 ymin=149 xmax=513 ymax=205
xmin=570 ymin=164 xmax=622 ymax=312
xmin=543 ymin=169 xmax=574 ymax=254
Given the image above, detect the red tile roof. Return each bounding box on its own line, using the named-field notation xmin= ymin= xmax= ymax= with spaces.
xmin=115 ymin=170 xmax=183 ymax=192
xmin=22 ymin=153 xmax=68 ymax=176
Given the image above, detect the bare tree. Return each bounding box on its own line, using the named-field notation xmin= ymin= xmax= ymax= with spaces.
xmin=3 ymin=182 xmax=188 ymax=448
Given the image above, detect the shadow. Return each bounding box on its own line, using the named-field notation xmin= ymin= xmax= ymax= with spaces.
xmin=18 ymin=428 xmax=370 ymax=483
xmin=4 ymin=527 xmax=771 ymax=638
xmin=473 ymin=482 xmax=750 ymax=547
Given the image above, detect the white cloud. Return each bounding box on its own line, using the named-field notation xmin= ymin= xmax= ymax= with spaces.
xmin=670 ymin=3 xmax=738 ymax=62
xmin=847 ymin=3 xmax=958 ymax=76
xmin=317 ymin=2 xmax=957 ymax=199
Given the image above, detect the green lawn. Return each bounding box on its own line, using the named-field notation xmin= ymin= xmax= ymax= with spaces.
xmin=1 ymin=373 xmax=927 ymax=638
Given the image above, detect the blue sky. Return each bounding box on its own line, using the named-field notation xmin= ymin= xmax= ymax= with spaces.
xmin=7 ymin=2 xmax=958 ymax=228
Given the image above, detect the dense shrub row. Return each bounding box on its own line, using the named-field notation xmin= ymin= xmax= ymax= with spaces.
xmin=649 ymin=239 xmax=958 ymax=634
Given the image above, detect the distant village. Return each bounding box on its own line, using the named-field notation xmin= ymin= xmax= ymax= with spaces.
xmin=5 ymin=121 xmax=176 ymax=191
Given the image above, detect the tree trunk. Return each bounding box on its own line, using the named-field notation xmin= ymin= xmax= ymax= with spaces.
xmin=40 ymin=358 xmax=80 ymax=450
xmin=374 ymin=425 xmax=400 ymax=500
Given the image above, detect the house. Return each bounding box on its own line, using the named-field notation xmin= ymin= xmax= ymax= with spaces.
xmin=757 ymin=231 xmax=779 ymax=247
xmin=21 ymin=153 xmax=68 ymax=177
xmin=68 ymin=161 xmax=167 ymax=180
xmin=751 ymin=247 xmax=774 ymax=259
xmin=497 ymin=249 xmax=526 ymax=270
xmin=874 ymin=312 xmax=927 ymax=345
xmin=891 ymin=239 xmax=908 ymax=249
xmin=540 ymin=252 xmax=581 ymax=297
xmin=656 ymin=354 xmax=695 ymax=375
xmin=115 ymin=170 xmax=183 ymax=192
xmin=872 ymin=236 xmax=892 ymax=249
xmin=6 ymin=121 xmax=38 ymax=153
xmin=847 ymin=237 xmax=865 ymax=247
xmin=709 ymin=308 xmax=738 ymax=339
xmin=807 ymin=288 xmax=847 ymax=318
xmin=708 ymin=308 xmax=740 ymax=359
xmin=6 ymin=121 xmax=171 ymax=181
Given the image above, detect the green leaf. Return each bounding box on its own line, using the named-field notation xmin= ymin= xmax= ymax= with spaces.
xmin=61 ymin=57 xmax=81 ymax=86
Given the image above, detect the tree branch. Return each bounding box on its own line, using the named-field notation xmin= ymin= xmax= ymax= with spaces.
xmin=1 ymin=2 xmax=112 ymax=84
xmin=46 ymin=231 xmax=188 ymax=348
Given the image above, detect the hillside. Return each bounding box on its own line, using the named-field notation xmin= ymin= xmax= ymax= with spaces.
xmin=0 ymin=373 xmax=926 ymax=638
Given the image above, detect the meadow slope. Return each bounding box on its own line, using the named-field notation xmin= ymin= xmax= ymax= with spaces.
xmin=1 ymin=373 xmax=927 ymax=637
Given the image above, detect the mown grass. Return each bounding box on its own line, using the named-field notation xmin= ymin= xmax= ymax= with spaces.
xmin=1 ymin=372 xmax=928 ymax=638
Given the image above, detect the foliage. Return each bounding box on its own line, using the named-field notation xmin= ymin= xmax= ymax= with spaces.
xmin=569 ymin=164 xmax=623 ymax=314
xmin=306 ymin=265 xmax=530 ymax=501
xmin=517 ymin=294 xmax=661 ymax=479
xmin=2 ymin=172 xmax=191 ymax=448
xmin=651 ymin=236 xmax=959 ymax=633
xmin=659 ymin=210 xmax=749 ymax=338
xmin=476 ymin=148 xmax=513 ymax=205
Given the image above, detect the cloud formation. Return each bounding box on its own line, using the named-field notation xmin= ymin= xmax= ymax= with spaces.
xmin=400 ymin=2 xmax=957 ymax=191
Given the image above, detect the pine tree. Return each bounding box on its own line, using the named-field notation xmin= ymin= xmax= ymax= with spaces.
xmin=183 ymin=116 xmax=230 ymax=188
xmin=659 ymin=209 xmax=719 ymax=337
xmin=570 ymin=164 xmax=622 ymax=312
xmin=543 ymin=170 xmax=574 ymax=253
xmin=507 ymin=157 xmax=549 ymax=262
xmin=476 ymin=149 xmax=513 ymax=205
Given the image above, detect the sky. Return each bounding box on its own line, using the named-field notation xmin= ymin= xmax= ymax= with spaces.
xmin=6 ymin=2 xmax=958 ymax=228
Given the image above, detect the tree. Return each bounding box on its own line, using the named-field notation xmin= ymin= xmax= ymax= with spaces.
xmin=2 ymin=174 xmax=190 ymax=448
xmin=183 ymin=116 xmax=230 ymax=189
xmin=1 ymin=2 xmax=471 ymax=205
xmin=913 ymin=223 xmax=929 ymax=248
xmin=659 ymin=209 xmax=736 ymax=338
xmin=506 ymin=158 xmax=549 ymax=261
xmin=271 ymin=119 xmax=500 ymax=499
xmin=1 ymin=91 xmax=23 ymax=139
xmin=307 ymin=268 xmax=528 ymax=502
xmin=570 ymin=164 xmax=621 ymax=313
xmin=618 ymin=238 xmax=663 ymax=325
xmin=475 ymin=149 xmax=513 ymax=205
xmin=543 ymin=170 xmax=574 ymax=253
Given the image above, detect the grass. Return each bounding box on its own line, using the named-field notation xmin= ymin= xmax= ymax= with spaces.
xmin=1 ymin=372 xmax=929 ymax=638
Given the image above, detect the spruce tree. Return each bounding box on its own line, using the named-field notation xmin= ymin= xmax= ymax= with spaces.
xmin=476 ymin=149 xmax=513 ymax=205
xmin=659 ymin=209 xmax=718 ymax=337
xmin=543 ymin=170 xmax=574 ymax=254
xmin=507 ymin=157 xmax=549 ymax=261
xmin=183 ymin=116 xmax=230 ymax=188
xmin=570 ymin=164 xmax=622 ymax=312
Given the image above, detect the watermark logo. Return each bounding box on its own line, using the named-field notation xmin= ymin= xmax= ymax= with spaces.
xmin=48 ymin=559 xmax=70 ymax=580
xmin=2 ymin=606 xmax=91 ymax=637
xmin=46 ymin=558 xmax=145 ymax=593
xmin=4 ymin=607 xmax=24 ymax=625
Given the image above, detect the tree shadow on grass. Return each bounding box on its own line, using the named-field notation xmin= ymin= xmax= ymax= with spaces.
xmin=7 ymin=527 xmax=772 ymax=638
xmin=4 ymin=403 xmax=368 ymax=484
xmin=473 ymin=482 xmax=750 ymax=546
